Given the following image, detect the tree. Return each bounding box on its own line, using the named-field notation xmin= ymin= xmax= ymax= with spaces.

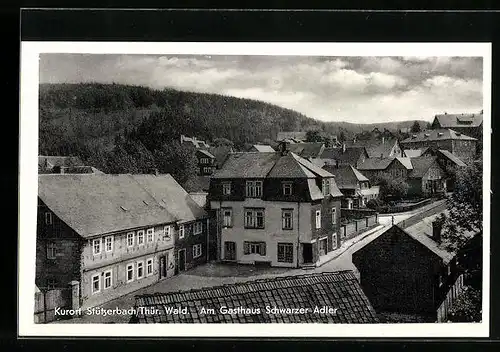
xmin=305 ymin=130 xmax=322 ymax=142
xmin=374 ymin=173 xmax=409 ymax=202
xmin=212 ymin=137 xmax=234 ymax=148
xmin=153 ymin=141 xmax=198 ymax=188
xmin=447 ymin=286 xmax=482 ymax=322
xmin=441 ymin=162 xmax=482 ymax=251
xmin=338 ymin=130 xmax=346 ymax=143
xmin=410 ymin=121 xmax=421 ymax=133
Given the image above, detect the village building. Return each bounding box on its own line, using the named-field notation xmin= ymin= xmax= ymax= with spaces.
xmin=276 ymin=131 xmax=307 ymax=143
xmin=345 ymin=137 xmax=405 ymax=159
xmin=249 ymin=144 xmax=275 ymax=152
xmin=195 ymin=149 xmax=216 ymax=176
xmin=421 ymin=148 xmax=467 ymax=191
xmin=400 ymin=129 xmax=477 ymax=164
xmin=357 ymin=157 xmax=413 ymax=181
xmin=38 ymin=155 xmax=94 ymax=174
xmin=180 ymin=134 xmax=210 ymax=149
xmin=407 ymin=156 xmax=447 ymax=197
xmin=431 ymin=112 xmax=483 ymax=140
xmin=315 ymin=146 xmax=369 ymax=168
xmin=131 ymin=271 xmax=379 ymax=323
xmin=287 ymin=142 xmax=325 ymax=160
xmin=352 ymin=210 xmax=478 ymax=321
xmin=36 ymin=173 xmax=208 ymax=308
xmin=208 ymin=142 xmax=343 ymax=268
xmin=323 ymin=164 xmax=379 ymax=208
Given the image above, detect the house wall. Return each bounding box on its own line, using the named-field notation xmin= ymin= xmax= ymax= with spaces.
xmin=80 ymin=222 xmax=176 ymax=308
xmin=174 ymin=218 xmax=209 ymax=273
xmin=452 ymin=140 xmax=477 ymax=164
xmin=352 ymin=226 xmax=448 ymax=315
xmin=36 ymin=201 xmax=83 ymax=290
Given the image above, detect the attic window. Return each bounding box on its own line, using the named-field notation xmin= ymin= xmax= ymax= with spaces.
xmin=437 ymin=132 xmax=443 ymax=137
xmin=120 ymin=206 xmax=128 ymax=211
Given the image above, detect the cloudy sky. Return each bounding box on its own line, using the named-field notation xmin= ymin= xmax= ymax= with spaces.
xmin=39 ymin=54 xmax=483 ymax=123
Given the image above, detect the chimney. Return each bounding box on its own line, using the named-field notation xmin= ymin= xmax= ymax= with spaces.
xmin=432 ymin=221 xmax=442 ymax=243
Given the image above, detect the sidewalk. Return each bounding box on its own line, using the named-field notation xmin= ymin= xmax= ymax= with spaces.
xmin=315 ymin=224 xmax=385 ymax=267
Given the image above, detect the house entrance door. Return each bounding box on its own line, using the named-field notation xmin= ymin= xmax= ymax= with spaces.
xmin=319 ymin=238 xmax=328 ymax=256
xmin=302 ymin=244 xmax=313 ymax=264
xmin=178 ymin=249 xmax=186 ymax=272
xmin=159 ymin=255 xmax=167 ymax=279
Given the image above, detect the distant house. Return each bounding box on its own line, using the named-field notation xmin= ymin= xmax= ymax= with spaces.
xmin=352 ymin=211 xmax=478 ymax=319
xmin=249 ymin=144 xmax=275 ymax=152
xmin=403 ymin=148 xmax=428 ymax=158
xmin=37 ymin=173 xmax=208 ymax=308
xmin=421 ymin=148 xmax=467 ymax=191
xmin=131 ymin=271 xmax=379 ymax=323
xmin=180 ymin=134 xmax=210 ymax=149
xmin=287 ymin=142 xmax=325 ymax=160
xmin=209 ymin=142 xmax=343 ymax=268
xmin=400 ymin=129 xmax=477 ymax=164
xmin=317 ymin=146 xmax=369 ymax=168
xmin=209 ymin=145 xmax=234 ymax=170
xmin=276 ymin=131 xmax=307 ymax=142
xmin=196 ymin=149 xmax=216 ymax=176
xmin=431 ymin=112 xmax=483 ymax=140
xmin=345 ymin=138 xmax=404 ymax=159
xmin=357 ymin=157 xmax=413 ymax=181
xmin=407 ymin=156 xmax=446 ymax=197
xmin=39 ymin=155 xmax=84 ymax=174
xmin=323 ymin=164 xmax=379 ymax=208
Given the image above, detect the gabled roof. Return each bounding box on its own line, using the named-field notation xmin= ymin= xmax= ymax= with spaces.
xmin=38 ymin=174 xmax=206 ymax=238
xmin=394 ymin=157 xmax=414 ymax=170
xmin=211 ymin=152 xmax=280 ymax=178
xmin=408 ymin=156 xmax=438 ymax=179
xmin=251 ymin=144 xmax=275 ymax=152
xmin=345 ymin=139 xmax=399 ymax=158
xmin=323 ymin=164 xmax=369 ymax=190
xmin=132 ymin=271 xmax=379 ymax=324
xmin=437 ymin=149 xmax=467 ymax=167
xmin=197 ymin=149 xmax=215 ymax=159
xmin=209 ymin=145 xmax=233 ymax=167
xmin=401 ymin=129 xmax=477 ymax=143
xmin=404 ymin=149 xmax=425 ymax=158
xmin=357 ymin=158 xmax=394 ymax=171
xmin=267 ymin=153 xmax=316 ymax=178
xmin=434 ymin=113 xmax=483 ymax=128
xmin=320 ymin=147 xmax=368 ymax=166
xmin=288 ymin=142 xmax=325 ymax=158
xmin=276 ymin=131 xmax=307 ymax=141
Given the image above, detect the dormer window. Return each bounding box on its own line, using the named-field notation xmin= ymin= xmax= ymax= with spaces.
xmin=282 ymin=182 xmax=293 ymax=196
xmin=246 ymin=180 xmax=263 ymax=198
xmin=322 ymin=178 xmax=331 ymax=196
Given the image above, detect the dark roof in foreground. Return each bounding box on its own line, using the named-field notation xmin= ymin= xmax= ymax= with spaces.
xmin=132 ymin=271 xmax=379 ymax=324
xmin=38 ymin=174 xmax=206 ymax=238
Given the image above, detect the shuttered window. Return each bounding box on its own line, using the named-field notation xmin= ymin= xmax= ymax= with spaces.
xmin=243 ymin=241 xmax=266 ymax=256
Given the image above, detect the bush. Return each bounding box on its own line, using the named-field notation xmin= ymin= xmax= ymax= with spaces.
xmin=447 ymin=286 xmax=482 ymax=322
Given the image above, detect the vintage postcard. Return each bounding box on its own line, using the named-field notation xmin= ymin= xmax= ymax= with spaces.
xmin=19 ymin=42 xmax=491 ymax=337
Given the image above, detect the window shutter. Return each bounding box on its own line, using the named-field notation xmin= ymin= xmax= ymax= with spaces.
xmin=260 ymin=242 xmax=266 ymax=256
xmin=244 ymin=242 xmax=250 ymax=255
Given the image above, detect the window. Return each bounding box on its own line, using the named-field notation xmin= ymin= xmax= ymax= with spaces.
xmin=103 ymin=270 xmax=112 ymax=289
xmin=282 ymin=182 xmax=293 ymax=196
xmin=200 ymin=158 xmax=209 ymax=164
xmin=91 ymin=274 xmax=100 ymax=294
xmin=105 ymin=236 xmax=113 ymax=252
xmin=193 ymin=244 xmax=202 ymax=259
xmin=179 ymin=224 xmax=185 ymax=239
xmin=194 ymin=221 xmax=203 ymax=235
xmin=322 ymin=178 xmax=330 ymax=196
xmin=137 ymin=261 xmax=144 ymax=279
xmin=315 ymin=210 xmax=321 ymax=229
xmin=222 ymin=208 xmax=233 ymax=227
xmin=146 ymin=258 xmax=153 ymax=276
xmin=137 ymin=230 xmax=145 ymax=245
xmin=246 ymin=180 xmax=263 ymax=198
xmin=331 ymin=208 xmax=337 ymax=224
xmin=146 ymin=228 xmax=154 ymax=243
xmin=46 ymin=278 xmax=57 ymax=289
xmin=244 ymin=208 xmax=265 ymax=229
xmin=244 ymin=241 xmax=266 ymax=256
xmin=203 ymin=167 xmax=212 ymax=174
xmin=127 ymin=232 xmax=135 ymax=247
xmin=224 ymin=242 xmax=236 ymax=260
xmin=163 ymin=226 xmax=171 ymax=240
xmin=277 ymin=243 xmax=294 ymax=263
xmin=282 ymin=209 xmax=293 ymax=230
xmin=126 ymin=263 xmax=134 ymax=282
xmin=92 ymin=239 xmax=101 ymax=255
xmin=45 ymin=212 xmax=52 ymax=225
xmin=222 ymin=182 xmax=231 ymax=195
xmin=46 ymin=242 xmax=57 ymax=259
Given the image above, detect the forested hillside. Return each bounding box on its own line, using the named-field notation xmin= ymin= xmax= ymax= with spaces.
xmin=38 ymin=83 xmax=427 ymax=187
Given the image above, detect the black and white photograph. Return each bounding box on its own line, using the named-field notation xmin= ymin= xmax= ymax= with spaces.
xmin=19 ymin=42 xmax=490 ymax=337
